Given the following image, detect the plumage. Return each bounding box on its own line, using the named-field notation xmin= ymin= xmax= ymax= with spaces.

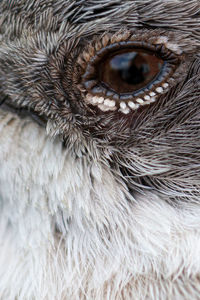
xmin=0 ymin=0 xmax=200 ymax=299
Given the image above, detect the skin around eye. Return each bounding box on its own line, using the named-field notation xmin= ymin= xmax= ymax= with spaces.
xmin=99 ymin=50 xmax=164 ymax=94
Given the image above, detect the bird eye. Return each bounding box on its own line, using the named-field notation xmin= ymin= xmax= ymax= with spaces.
xmin=78 ymin=40 xmax=180 ymax=114
xmin=100 ymin=50 xmax=164 ymax=94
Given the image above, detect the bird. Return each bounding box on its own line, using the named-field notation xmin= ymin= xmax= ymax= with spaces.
xmin=0 ymin=0 xmax=200 ymax=299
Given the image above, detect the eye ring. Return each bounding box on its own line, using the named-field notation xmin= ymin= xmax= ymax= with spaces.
xmin=78 ymin=40 xmax=181 ymax=114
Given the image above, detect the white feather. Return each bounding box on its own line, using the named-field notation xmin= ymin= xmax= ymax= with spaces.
xmin=0 ymin=112 xmax=200 ymax=299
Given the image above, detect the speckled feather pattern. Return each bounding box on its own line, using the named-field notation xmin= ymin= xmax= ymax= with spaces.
xmin=0 ymin=1 xmax=200 ymax=299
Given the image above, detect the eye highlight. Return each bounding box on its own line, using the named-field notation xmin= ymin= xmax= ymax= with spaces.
xmin=78 ymin=38 xmax=181 ymax=114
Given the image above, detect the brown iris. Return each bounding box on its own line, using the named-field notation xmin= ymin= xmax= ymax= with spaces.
xmin=99 ymin=50 xmax=164 ymax=94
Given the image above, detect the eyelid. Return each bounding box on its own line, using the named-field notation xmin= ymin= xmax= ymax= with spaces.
xmin=77 ymin=33 xmax=181 ymax=114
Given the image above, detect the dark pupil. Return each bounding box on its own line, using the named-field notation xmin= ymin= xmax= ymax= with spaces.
xmin=100 ymin=50 xmax=164 ymax=94
xmin=120 ymin=54 xmax=147 ymax=85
